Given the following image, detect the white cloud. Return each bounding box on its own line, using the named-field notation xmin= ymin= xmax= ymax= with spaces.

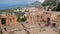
xmin=37 ymin=0 xmax=45 ymax=3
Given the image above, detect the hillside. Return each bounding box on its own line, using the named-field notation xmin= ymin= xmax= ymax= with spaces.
xmin=26 ymin=1 xmax=41 ymax=8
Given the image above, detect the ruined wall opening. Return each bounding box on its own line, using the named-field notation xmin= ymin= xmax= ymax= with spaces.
xmin=47 ymin=17 xmax=50 ymax=26
xmin=1 ymin=18 xmax=6 ymax=25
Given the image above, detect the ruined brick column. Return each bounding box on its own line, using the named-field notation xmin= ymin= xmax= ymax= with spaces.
xmin=41 ymin=12 xmax=48 ymax=25
xmin=6 ymin=18 xmax=9 ymax=26
xmin=11 ymin=16 xmax=15 ymax=24
xmin=31 ymin=13 xmax=34 ymax=24
xmin=10 ymin=13 xmax=18 ymax=24
xmin=26 ymin=13 xmax=34 ymax=25
xmin=28 ymin=13 xmax=32 ymax=24
xmin=13 ymin=16 xmax=17 ymax=23
xmin=35 ymin=11 xmax=41 ymax=23
xmin=50 ymin=14 xmax=55 ymax=23
xmin=0 ymin=19 xmax=2 ymax=27
xmin=32 ymin=14 xmax=36 ymax=24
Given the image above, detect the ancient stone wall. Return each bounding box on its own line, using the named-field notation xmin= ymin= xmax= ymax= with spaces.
xmin=0 ymin=13 xmax=18 ymax=27
xmin=26 ymin=11 xmax=60 ymax=26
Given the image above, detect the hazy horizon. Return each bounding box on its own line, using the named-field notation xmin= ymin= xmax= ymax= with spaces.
xmin=0 ymin=0 xmax=45 ymax=9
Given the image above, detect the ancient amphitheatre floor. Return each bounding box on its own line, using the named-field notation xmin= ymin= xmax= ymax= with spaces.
xmin=0 ymin=23 xmax=59 ymax=34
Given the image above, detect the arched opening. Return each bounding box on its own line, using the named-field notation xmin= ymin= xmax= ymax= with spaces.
xmin=52 ymin=23 xmax=56 ymax=27
xmin=1 ymin=18 xmax=6 ymax=25
xmin=47 ymin=17 xmax=50 ymax=26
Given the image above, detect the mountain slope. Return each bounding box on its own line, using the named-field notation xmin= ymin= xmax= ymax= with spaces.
xmin=25 ymin=1 xmax=41 ymax=8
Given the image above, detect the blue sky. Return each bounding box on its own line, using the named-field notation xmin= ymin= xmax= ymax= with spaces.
xmin=0 ymin=0 xmax=45 ymax=9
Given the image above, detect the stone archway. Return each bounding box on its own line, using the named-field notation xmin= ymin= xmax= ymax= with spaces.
xmin=1 ymin=18 xmax=6 ymax=25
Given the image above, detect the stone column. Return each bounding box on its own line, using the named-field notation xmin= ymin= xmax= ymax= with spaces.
xmin=6 ymin=18 xmax=9 ymax=26
xmin=32 ymin=15 xmax=35 ymax=24
xmin=50 ymin=14 xmax=55 ymax=23
xmin=29 ymin=14 xmax=32 ymax=24
xmin=11 ymin=16 xmax=15 ymax=24
xmin=26 ymin=13 xmax=33 ymax=25
xmin=36 ymin=12 xmax=42 ymax=24
xmin=31 ymin=14 xmax=34 ymax=24
xmin=37 ymin=15 xmax=41 ymax=23
xmin=13 ymin=16 xmax=17 ymax=24
xmin=0 ymin=19 xmax=2 ymax=27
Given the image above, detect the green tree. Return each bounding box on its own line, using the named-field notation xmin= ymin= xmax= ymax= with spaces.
xmin=17 ymin=16 xmax=27 ymax=22
xmin=42 ymin=0 xmax=57 ymax=6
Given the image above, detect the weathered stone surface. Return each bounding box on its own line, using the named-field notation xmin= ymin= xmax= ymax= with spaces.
xmin=38 ymin=27 xmax=58 ymax=34
xmin=23 ymin=23 xmax=41 ymax=34
xmin=0 ymin=23 xmax=59 ymax=34
xmin=0 ymin=23 xmax=27 ymax=34
xmin=14 ymin=30 xmax=27 ymax=34
xmin=8 ymin=31 xmax=16 ymax=34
